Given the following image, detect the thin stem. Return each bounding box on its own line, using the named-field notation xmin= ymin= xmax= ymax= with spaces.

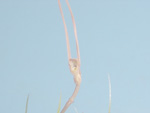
xmin=58 ymin=0 xmax=71 ymax=60
xmin=60 ymin=85 xmax=80 ymax=113
xmin=65 ymin=0 xmax=80 ymax=65
xmin=58 ymin=0 xmax=81 ymax=112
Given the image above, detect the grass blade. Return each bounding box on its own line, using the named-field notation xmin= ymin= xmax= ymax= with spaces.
xmin=25 ymin=94 xmax=29 ymax=113
xmin=57 ymin=93 xmax=62 ymax=113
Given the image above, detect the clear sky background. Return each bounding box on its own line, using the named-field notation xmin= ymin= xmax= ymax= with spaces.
xmin=0 ymin=0 xmax=150 ymax=113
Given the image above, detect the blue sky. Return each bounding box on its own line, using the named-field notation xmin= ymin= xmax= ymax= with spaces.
xmin=0 ymin=0 xmax=150 ymax=113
